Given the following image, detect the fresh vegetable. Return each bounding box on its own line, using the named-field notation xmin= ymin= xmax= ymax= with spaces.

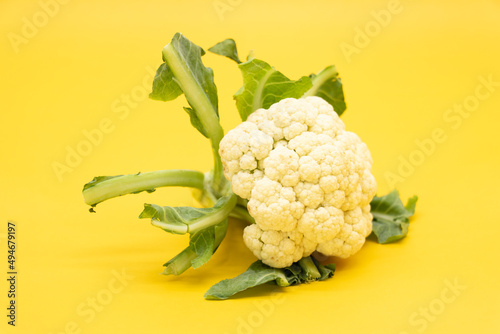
xmin=219 ymin=96 xmax=377 ymax=268
xmin=82 ymin=33 xmax=418 ymax=299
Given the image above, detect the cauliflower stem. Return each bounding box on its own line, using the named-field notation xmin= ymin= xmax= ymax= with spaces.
xmin=82 ymin=169 xmax=205 ymax=208
xmin=82 ymin=33 xmax=418 ymax=299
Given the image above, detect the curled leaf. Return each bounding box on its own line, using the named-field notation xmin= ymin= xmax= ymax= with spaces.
xmin=205 ymin=257 xmax=336 ymax=300
xmin=370 ymin=190 xmax=419 ymax=244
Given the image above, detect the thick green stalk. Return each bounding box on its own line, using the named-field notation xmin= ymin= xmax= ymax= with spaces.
xmin=83 ymin=169 xmax=204 ymax=207
xmin=298 ymin=257 xmax=321 ymax=279
xmin=162 ymin=43 xmax=225 ymax=191
xmin=186 ymin=194 xmax=236 ymax=234
xmin=162 ymin=217 xmax=229 ymax=276
xmin=162 ymin=247 xmax=197 ymax=275
xmin=303 ymin=66 xmax=338 ymax=97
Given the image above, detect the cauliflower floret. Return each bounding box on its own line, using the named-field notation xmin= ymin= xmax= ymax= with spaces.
xmin=294 ymin=182 xmax=324 ymax=209
xmin=219 ymin=97 xmax=377 ymax=267
xmin=219 ymin=123 xmax=273 ymax=179
xmin=247 ymin=109 xmax=284 ymax=142
xmin=247 ymin=177 xmax=304 ymax=232
xmin=263 ymin=146 xmax=300 ymax=187
xmin=298 ymin=206 xmax=344 ymax=243
xmin=231 ymin=170 xmax=263 ymax=200
xmin=298 ymin=156 xmax=322 ymax=183
xmin=243 ymin=224 xmax=305 ymax=268
xmin=269 ymin=98 xmax=310 ymax=140
xmin=316 ymin=207 xmax=372 ymax=258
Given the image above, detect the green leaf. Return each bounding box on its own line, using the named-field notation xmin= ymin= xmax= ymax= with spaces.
xmin=304 ymin=65 xmax=346 ymax=116
xmin=234 ymin=58 xmax=313 ymax=121
xmin=162 ymin=219 xmax=228 ymax=275
xmin=370 ymin=190 xmax=419 ymax=244
xmin=160 ymin=33 xmax=225 ymax=191
xmin=139 ymin=204 xmax=199 ymax=235
xmin=139 ymin=194 xmax=236 ymax=235
xmin=149 ymin=63 xmax=183 ymax=101
xmin=204 ymin=261 xmax=289 ymax=300
xmin=213 ymin=217 xmax=229 ymax=248
xmin=204 ymin=256 xmax=336 ymax=300
xmin=208 ymin=39 xmax=241 ymax=64
xmin=164 ymin=33 xmax=219 ymax=117
xmin=183 ymin=107 xmax=208 ymax=138
xmin=317 ymin=262 xmax=336 ymax=280
xmin=189 ymin=218 xmax=228 ymax=268
xmin=141 ymin=195 xmax=233 ymax=273
xmin=405 ymin=195 xmax=418 ymax=214
xmin=208 ymin=38 xmax=347 ymax=118
xmin=148 ymin=33 xmax=227 ymax=181
xmin=190 ymin=226 xmax=215 ymax=268
xmin=151 ymin=33 xmax=223 ymax=145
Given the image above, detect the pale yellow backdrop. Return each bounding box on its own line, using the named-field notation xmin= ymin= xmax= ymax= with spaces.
xmin=1 ymin=0 xmax=499 ymax=333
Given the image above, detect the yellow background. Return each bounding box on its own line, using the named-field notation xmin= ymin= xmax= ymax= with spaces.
xmin=1 ymin=0 xmax=499 ymax=333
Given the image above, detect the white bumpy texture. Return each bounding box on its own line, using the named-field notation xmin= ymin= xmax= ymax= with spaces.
xmin=219 ymin=97 xmax=377 ymax=268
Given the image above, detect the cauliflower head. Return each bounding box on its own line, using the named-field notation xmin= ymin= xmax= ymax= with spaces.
xmin=219 ymin=97 xmax=377 ymax=268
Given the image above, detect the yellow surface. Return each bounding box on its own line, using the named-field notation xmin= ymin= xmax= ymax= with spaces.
xmin=1 ymin=0 xmax=499 ymax=333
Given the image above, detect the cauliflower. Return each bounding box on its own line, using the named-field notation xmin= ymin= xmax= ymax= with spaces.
xmin=219 ymin=96 xmax=377 ymax=267
xmin=84 ymin=34 xmax=418 ymax=299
